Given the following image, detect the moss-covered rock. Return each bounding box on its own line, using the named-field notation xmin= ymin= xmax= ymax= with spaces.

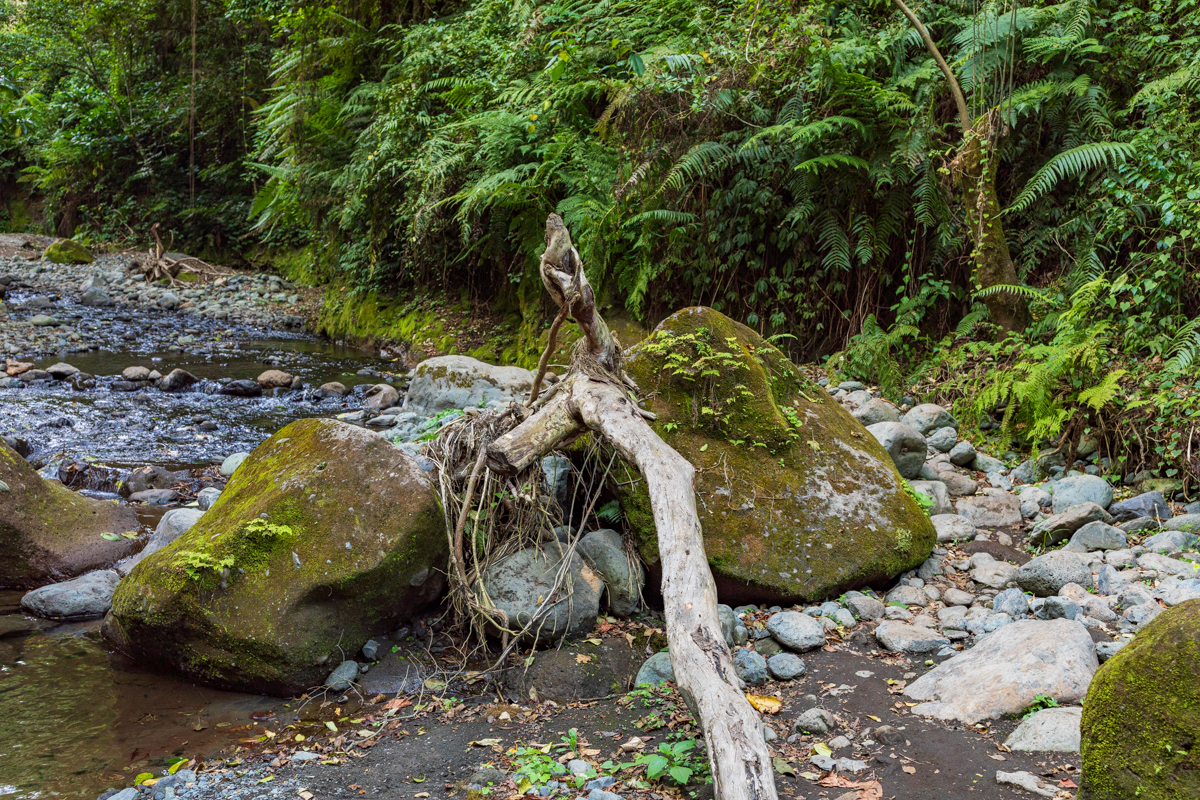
xmin=41 ymin=238 xmax=93 ymax=264
xmin=0 ymin=441 xmax=140 ymax=589
xmin=619 ymin=307 xmax=934 ymax=604
xmin=1080 ymin=599 xmax=1200 ymax=800
xmin=105 ymin=418 xmax=447 ymax=694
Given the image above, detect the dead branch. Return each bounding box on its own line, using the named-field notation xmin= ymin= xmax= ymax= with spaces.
xmin=487 ymin=214 xmax=777 ymax=800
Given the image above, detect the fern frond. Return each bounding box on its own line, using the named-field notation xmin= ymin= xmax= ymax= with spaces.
xmin=1131 ymin=66 xmax=1200 ymax=106
xmin=1077 ymin=369 xmax=1126 ymax=411
xmin=975 ymin=284 xmax=1048 ymax=300
xmin=1164 ymin=317 xmax=1200 ymax=372
xmin=794 ymin=154 xmax=870 ymax=174
xmin=1006 ymin=142 xmax=1134 ymax=215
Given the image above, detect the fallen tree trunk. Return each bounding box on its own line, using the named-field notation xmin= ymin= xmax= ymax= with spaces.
xmin=488 ymin=215 xmax=776 ymax=800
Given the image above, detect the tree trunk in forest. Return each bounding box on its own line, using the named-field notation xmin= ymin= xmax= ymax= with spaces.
xmin=892 ymin=0 xmax=1028 ymax=332
xmin=955 ymin=118 xmax=1028 ymax=331
xmin=487 ymin=215 xmax=777 ymax=800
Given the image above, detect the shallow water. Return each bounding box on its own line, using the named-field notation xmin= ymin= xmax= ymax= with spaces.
xmin=3 ymin=288 xmax=400 ymax=468
xmin=0 ymin=287 xmax=407 ymax=798
xmin=0 ymin=592 xmax=282 ymax=800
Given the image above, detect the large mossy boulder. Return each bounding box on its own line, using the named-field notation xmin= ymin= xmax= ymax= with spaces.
xmin=619 ymin=307 xmax=934 ymax=604
xmin=1080 ymin=599 xmax=1200 ymax=800
xmin=105 ymin=418 xmax=447 ymax=694
xmin=1 ymin=441 xmax=140 ymax=589
xmin=41 ymin=238 xmax=93 ymax=264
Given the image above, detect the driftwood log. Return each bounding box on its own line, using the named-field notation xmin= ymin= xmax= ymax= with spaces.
xmin=489 ymin=215 xmax=777 ymax=800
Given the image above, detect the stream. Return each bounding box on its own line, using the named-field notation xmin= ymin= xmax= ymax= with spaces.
xmin=0 ymin=274 xmax=404 ymax=799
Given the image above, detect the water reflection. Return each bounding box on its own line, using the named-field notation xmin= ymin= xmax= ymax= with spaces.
xmin=0 ymin=593 xmax=278 ymax=800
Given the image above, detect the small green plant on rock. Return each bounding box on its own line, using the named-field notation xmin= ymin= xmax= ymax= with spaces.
xmin=242 ymin=518 xmax=294 ymax=539
xmin=175 ymin=550 xmax=235 ymax=582
xmin=1021 ymin=693 xmax=1059 ymax=718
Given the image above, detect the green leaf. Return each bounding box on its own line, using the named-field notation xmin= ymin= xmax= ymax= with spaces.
xmin=134 ymin=773 xmax=155 ymax=786
xmin=668 ymin=766 xmax=692 ymax=785
xmin=772 ymin=757 xmax=796 ymax=777
xmin=100 ymin=532 xmax=122 ymax=541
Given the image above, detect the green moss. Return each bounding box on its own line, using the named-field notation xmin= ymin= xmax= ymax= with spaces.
xmin=1 ymin=440 xmax=139 ymax=588
xmin=618 ymin=307 xmax=935 ymax=603
xmin=1080 ymin=599 xmax=1200 ymax=800
xmin=108 ymin=418 xmax=447 ymax=693
xmin=41 ymin=238 xmax=93 ymax=264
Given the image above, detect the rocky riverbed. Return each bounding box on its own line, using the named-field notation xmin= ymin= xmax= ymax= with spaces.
xmin=3 ymin=248 xmax=1199 ymax=800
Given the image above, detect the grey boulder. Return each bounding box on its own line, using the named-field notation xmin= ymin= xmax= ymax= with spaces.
xmin=955 ymin=493 xmax=1022 ymax=528
xmin=118 ymin=508 xmax=203 ymax=576
xmin=1051 ymin=475 xmax=1113 ymax=513
xmin=766 ymin=653 xmax=806 ymax=680
xmin=948 ymin=440 xmax=976 ymax=467
xmin=732 ymin=648 xmax=768 ymax=686
xmin=902 ymin=404 xmax=957 ymax=435
xmin=325 ymin=660 xmax=359 ymax=691
xmin=926 ymin=426 xmax=958 ymax=452
xmin=403 ymin=356 xmax=534 ymax=416
xmin=21 ymin=570 xmax=121 ymax=620
xmin=635 ymin=652 xmax=675 ymax=685
xmin=578 ymin=529 xmax=643 ymax=617
xmin=1107 ymin=491 xmax=1170 ymax=523
xmin=1017 ymin=551 xmax=1093 ymax=597
xmin=219 ymin=452 xmax=249 ymax=477
xmin=905 ymin=619 xmax=1097 ymax=724
xmin=1029 ymin=502 xmax=1113 ymax=547
xmin=851 ymin=398 xmax=900 ymax=426
xmin=481 ymin=541 xmax=603 ymax=644
xmin=765 ymin=611 xmax=826 ymax=652
xmin=865 ymin=422 xmax=926 ymax=479
xmin=1162 ymin=513 xmax=1200 ymax=533
xmin=1067 ymin=521 xmax=1126 ymax=552
xmin=1004 ymin=706 xmax=1082 ymax=752
xmin=931 ymin=514 xmax=976 ymax=543
xmin=874 ymin=621 xmax=950 ymax=654
xmin=197 ymin=487 xmax=222 ymax=511
xmin=908 ymin=480 xmax=953 ymax=515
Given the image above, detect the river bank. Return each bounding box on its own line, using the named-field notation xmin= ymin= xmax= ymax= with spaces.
xmin=3 ymin=242 xmax=1199 ymax=800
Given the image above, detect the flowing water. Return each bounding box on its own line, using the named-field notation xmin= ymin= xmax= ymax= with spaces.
xmin=0 ymin=286 xmax=406 ymax=799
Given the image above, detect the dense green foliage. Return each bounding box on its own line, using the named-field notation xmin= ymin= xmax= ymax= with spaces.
xmin=2 ymin=0 xmax=1199 ymax=482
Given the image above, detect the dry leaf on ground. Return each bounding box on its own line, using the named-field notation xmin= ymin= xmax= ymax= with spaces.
xmin=745 ymin=694 xmax=782 ymax=714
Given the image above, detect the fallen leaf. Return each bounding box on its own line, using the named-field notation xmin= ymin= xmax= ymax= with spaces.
xmin=423 ymin=678 xmax=447 ymax=691
xmin=772 ymin=757 xmax=796 ymax=777
xmin=865 ymin=715 xmax=881 ymax=722
xmin=257 ymin=775 xmax=274 ymax=784
xmin=469 ymin=738 xmax=501 ymax=747
xmin=1059 ymin=778 xmax=1078 ymax=788
xmin=902 ymin=765 xmax=916 ymax=774
xmin=325 ymin=722 xmax=338 ymax=733
xmin=412 ymin=776 xmax=426 ymax=783
xmin=414 ymin=794 xmax=430 ymax=798
xmin=100 ymin=532 xmax=122 ymax=541
xmin=586 ymin=638 xmax=601 ymax=645
xmin=989 ymin=754 xmax=1006 ymax=761
xmin=812 ymin=742 xmax=832 ymax=757
xmin=382 ymin=698 xmax=412 ymax=711
xmin=798 ymin=771 xmax=819 ymax=780
xmin=297 ymin=792 xmax=314 ymax=800
xmin=618 ymin=737 xmax=644 ymax=752
xmin=745 ymin=694 xmax=782 ymax=714
xmin=576 ymin=654 xmax=593 ymax=664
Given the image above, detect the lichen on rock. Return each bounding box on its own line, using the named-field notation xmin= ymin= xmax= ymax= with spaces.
xmin=1080 ymin=599 xmax=1200 ymax=800
xmin=105 ymin=418 xmax=448 ymax=694
xmin=618 ymin=307 xmax=935 ymax=604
